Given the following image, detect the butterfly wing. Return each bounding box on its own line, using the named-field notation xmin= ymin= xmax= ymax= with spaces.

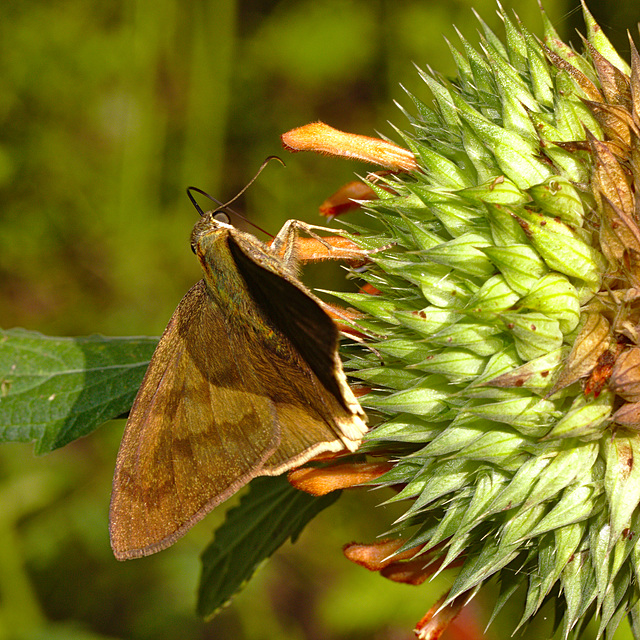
xmin=110 ymin=280 xmax=280 ymax=560
xmin=111 ymin=225 xmax=368 ymax=560
xmin=226 ymin=234 xmax=368 ymax=473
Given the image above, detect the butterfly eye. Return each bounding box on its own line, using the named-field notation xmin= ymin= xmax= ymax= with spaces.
xmin=213 ymin=211 xmax=230 ymax=224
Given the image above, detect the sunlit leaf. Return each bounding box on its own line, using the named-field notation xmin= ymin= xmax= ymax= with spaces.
xmin=0 ymin=328 xmax=157 ymax=453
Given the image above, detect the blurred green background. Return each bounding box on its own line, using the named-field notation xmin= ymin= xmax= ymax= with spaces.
xmin=1 ymin=1 xmax=638 ymax=638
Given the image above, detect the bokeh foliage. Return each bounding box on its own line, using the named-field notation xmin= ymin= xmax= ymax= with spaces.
xmin=1 ymin=0 xmax=636 ymax=638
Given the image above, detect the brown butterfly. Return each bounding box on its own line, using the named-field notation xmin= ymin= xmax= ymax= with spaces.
xmin=109 ymin=196 xmax=367 ymax=560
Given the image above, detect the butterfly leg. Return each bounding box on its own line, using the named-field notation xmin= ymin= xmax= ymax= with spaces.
xmin=270 ymin=219 xmax=374 ymax=267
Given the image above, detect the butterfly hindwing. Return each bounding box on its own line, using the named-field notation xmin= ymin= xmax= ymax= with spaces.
xmin=226 ymin=233 xmax=367 ymax=471
xmin=110 ymin=281 xmax=280 ymax=559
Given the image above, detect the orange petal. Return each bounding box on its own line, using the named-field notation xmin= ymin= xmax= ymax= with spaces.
xmin=318 ymin=302 xmax=367 ymax=339
xmin=380 ymin=558 xmax=434 ymax=585
xmin=381 ymin=554 xmax=464 ymax=585
xmin=414 ymin=591 xmax=471 ymax=640
xmin=359 ymin=282 xmax=381 ymax=295
xmin=350 ymin=384 xmax=372 ymax=398
xmin=343 ymin=538 xmax=424 ymax=570
xmin=282 ymin=121 xmax=418 ymax=171
xmin=321 ymin=302 xmax=365 ymax=322
xmin=319 ymin=181 xmax=379 ymax=217
xmin=288 ymin=461 xmax=393 ymax=496
xmin=292 ymin=235 xmax=369 ymax=265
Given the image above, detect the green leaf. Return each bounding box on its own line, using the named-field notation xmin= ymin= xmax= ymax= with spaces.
xmin=0 ymin=328 xmax=157 ymax=453
xmin=197 ymin=475 xmax=340 ymax=618
xmin=604 ymin=434 xmax=640 ymax=548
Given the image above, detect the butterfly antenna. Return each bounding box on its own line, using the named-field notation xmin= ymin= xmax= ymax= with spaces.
xmin=223 ymin=155 xmax=286 ymax=209
xmin=186 ymin=156 xmax=285 ymax=237
xmin=185 ymin=186 xmax=209 ymax=217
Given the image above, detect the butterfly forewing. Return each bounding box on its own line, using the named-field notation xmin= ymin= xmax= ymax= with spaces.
xmin=110 ymin=281 xmax=280 ymax=559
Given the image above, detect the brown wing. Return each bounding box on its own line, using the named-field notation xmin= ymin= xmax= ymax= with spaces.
xmin=110 ymin=274 xmax=365 ymax=560
xmin=110 ymin=281 xmax=280 ymax=560
xmin=227 ymin=233 xmax=367 ymax=462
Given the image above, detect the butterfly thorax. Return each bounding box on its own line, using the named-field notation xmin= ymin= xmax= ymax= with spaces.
xmin=191 ymin=217 xmax=298 ymax=355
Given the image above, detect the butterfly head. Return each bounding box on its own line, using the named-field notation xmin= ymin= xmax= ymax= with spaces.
xmin=190 ymin=211 xmax=233 ymax=255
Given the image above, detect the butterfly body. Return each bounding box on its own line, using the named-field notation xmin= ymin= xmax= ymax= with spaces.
xmin=110 ymin=213 xmax=366 ymax=560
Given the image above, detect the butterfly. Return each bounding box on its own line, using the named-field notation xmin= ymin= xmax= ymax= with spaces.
xmin=109 ymin=195 xmax=368 ymax=560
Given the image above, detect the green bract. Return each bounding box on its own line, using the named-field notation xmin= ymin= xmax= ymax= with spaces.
xmin=340 ymin=4 xmax=640 ymax=638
